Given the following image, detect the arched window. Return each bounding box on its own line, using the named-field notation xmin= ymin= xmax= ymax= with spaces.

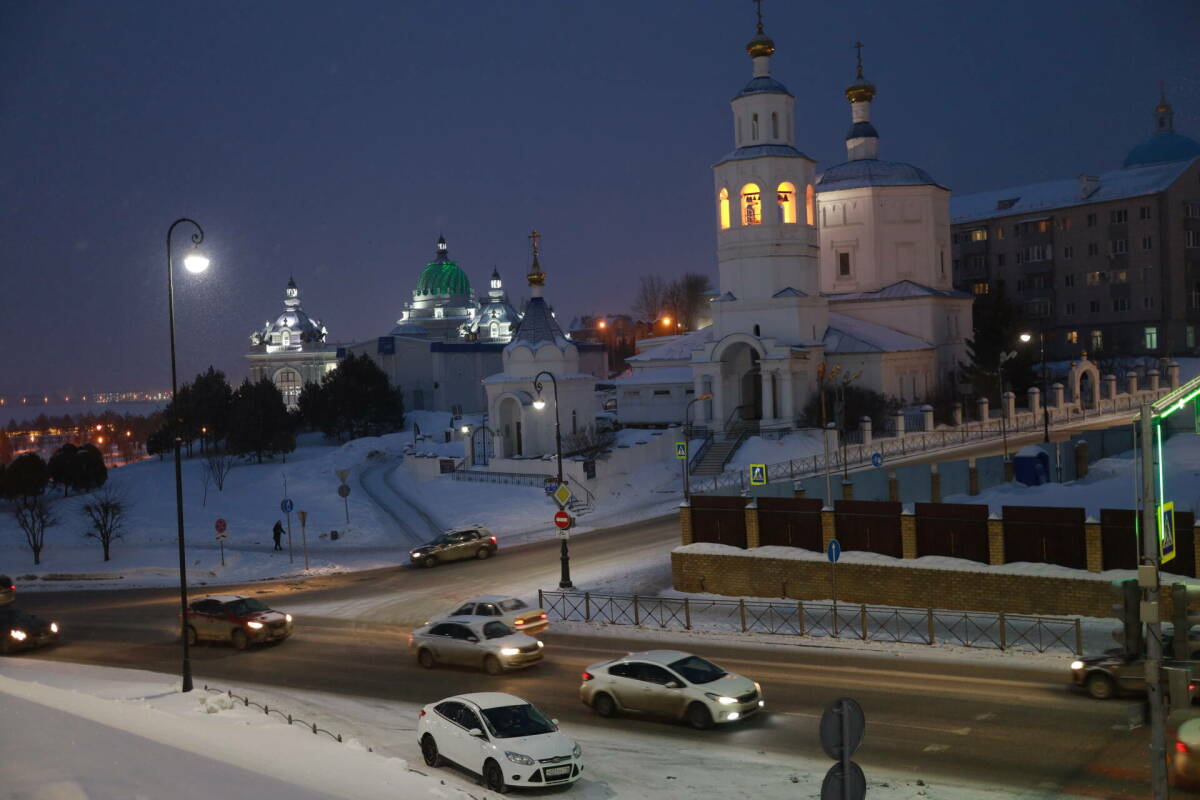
xmin=771 ymin=112 xmax=779 ymax=139
xmin=718 ymin=188 xmax=730 ymax=230
xmin=741 ymin=183 xmax=761 ymax=226
xmin=751 ymin=113 xmax=759 ymax=140
xmin=777 ymin=182 xmax=797 ymax=224
xmin=490 ymin=321 xmax=500 ymax=339
xmin=274 ymin=368 xmax=301 ymax=408
xmin=805 ymin=184 xmax=815 ymax=225
xmin=280 ymin=329 xmax=291 ymax=348
xmin=753 ymin=324 xmax=761 ymax=337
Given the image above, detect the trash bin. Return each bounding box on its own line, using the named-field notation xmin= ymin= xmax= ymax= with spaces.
xmin=1012 ymin=446 xmax=1050 ymax=486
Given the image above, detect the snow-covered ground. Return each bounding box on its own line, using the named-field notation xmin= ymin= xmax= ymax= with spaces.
xmin=725 ymin=430 xmax=826 ymax=472
xmin=0 ymin=658 xmax=1036 ymax=800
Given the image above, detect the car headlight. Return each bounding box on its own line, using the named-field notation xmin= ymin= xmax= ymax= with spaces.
xmin=410 ymin=552 xmax=423 ymax=559
xmin=505 ymin=751 xmax=535 ymax=765
xmin=573 ymin=742 xmax=582 ymax=759
xmin=499 ymin=647 xmax=521 ymax=656
xmin=1070 ymin=660 xmax=1084 ymax=671
xmin=705 ymin=692 xmax=737 ymax=705
xmin=10 ymin=629 xmax=27 ymax=641
xmin=246 ymin=621 xmax=264 ymax=630
xmin=754 ymin=681 xmax=762 ymax=693
xmin=537 ymin=640 xmax=544 ymax=648
xmin=285 ymin=614 xmax=293 ymax=623
xmin=50 ymin=622 xmax=59 ymax=633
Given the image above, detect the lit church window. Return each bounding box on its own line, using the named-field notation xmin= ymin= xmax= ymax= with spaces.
xmin=776 ymin=182 xmax=797 ymax=224
xmin=741 ymin=183 xmax=761 ymax=226
xmin=806 ymin=184 xmax=815 ymax=225
xmin=718 ymin=188 xmax=730 ymax=229
xmin=280 ymin=330 xmax=291 ymax=348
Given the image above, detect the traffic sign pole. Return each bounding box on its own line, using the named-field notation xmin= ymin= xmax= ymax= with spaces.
xmin=281 ymin=498 xmax=295 ymax=564
xmin=828 ymin=539 xmax=842 ymax=637
xmin=298 ymin=510 xmax=309 ymax=571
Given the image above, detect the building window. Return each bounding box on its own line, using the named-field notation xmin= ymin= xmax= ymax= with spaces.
xmin=1091 ymin=330 xmax=1103 ymax=351
xmin=996 ymin=253 xmax=1006 ymax=266
xmin=777 ymin=182 xmax=797 ymax=224
xmin=1065 ymin=302 xmax=1076 ymax=315
xmin=1139 ymin=205 xmax=1152 ymax=220
xmin=1060 ymin=217 xmax=1073 ymax=230
xmin=805 ymin=184 xmax=815 ymax=225
xmin=1111 ymin=209 xmax=1128 ymax=224
xmin=718 ymin=188 xmax=730 ymax=230
xmin=970 ymin=228 xmax=988 ymax=242
xmin=1145 ymin=327 xmax=1158 ymax=350
xmin=995 ymin=226 xmax=1005 ymax=240
xmin=652 ymin=390 xmax=671 ymax=396
xmin=839 ymin=252 xmax=852 ymax=277
xmin=274 ymin=368 xmax=301 ymax=408
xmin=1087 ymin=243 xmax=1099 ymax=256
xmin=969 ymin=254 xmax=987 ymax=270
xmin=1066 ymin=331 xmax=1079 ymax=344
xmin=1185 ymin=202 xmax=1200 ymax=219
xmin=1142 ymin=235 xmax=1153 ymax=250
xmin=1085 ymin=271 xmax=1107 ymax=286
xmin=1143 ymin=296 xmax=1155 ymax=310
xmin=1143 ymin=266 xmax=1154 ymax=282
xmin=1113 ymin=269 xmax=1128 ymax=283
xmin=741 ymin=183 xmax=761 ymax=225
xmin=1186 ymin=230 xmax=1200 ymax=248
xmin=1086 ymin=213 xmax=1097 ymax=227
xmin=771 ymin=111 xmax=779 ymax=139
xmin=280 ymin=329 xmax=291 ymax=348
xmin=953 ymin=258 xmax=961 ymax=271
xmin=1109 ymin=239 xmax=1128 ymax=255
xmin=751 ymin=113 xmax=759 ymax=140
xmin=1089 ymin=300 xmax=1100 ymax=313
xmin=972 ymin=282 xmax=990 ymax=295
xmin=1035 ymin=220 xmax=1051 ymax=233
xmin=1188 ymin=326 xmax=1196 ymax=349
xmin=1062 ymin=245 xmax=1073 ymax=259
xmin=572 ymin=409 xmax=578 ymax=433
xmin=1064 ymin=274 xmax=1075 ymax=287
xmin=1112 ymin=298 xmax=1130 ymax=312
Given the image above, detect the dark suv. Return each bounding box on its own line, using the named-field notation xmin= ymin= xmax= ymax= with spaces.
xmin=410 ymin=527 xmax=497 ymax=567
xmin=1072 ymin=637 xmax=1200 ymax=700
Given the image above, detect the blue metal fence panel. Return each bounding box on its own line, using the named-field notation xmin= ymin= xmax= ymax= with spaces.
xmin=939 ymin=459 xmax=971 ymax=498
xmin=976 ymin=454 xmax=1007 ymax=491
xmin=896 ymin=463 xmax=932 ymax=504
xmin=851 ymin=468 xmax=891 ymax=501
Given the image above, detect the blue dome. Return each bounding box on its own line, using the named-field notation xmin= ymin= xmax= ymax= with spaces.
xmin=733 ymin=75 xmax=792 ymax=99
xmin=1123 ymin=132 xmax=1200 ymax=168
xmin=816 ymin=159 xmax=940 ymax=192
xmin=845 ymin=121 xmax=879 ymax=141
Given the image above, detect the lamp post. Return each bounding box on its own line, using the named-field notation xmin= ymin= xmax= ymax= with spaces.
xmin=998 ymin=349 xmax=1017 ymax=463
xmin=683 ymin=392 xmax=713 ymax=499
xmin=532 ymin=371 xmax=571 ymax=589
xmin=167 ymin=218 xmax=209 ymax=694
xmin=1020 ymin=330 xmax=1051 ymax=443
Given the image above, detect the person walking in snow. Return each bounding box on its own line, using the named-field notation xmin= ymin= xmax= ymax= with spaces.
xmin=272 ymin=520 xmax=284 ymax=551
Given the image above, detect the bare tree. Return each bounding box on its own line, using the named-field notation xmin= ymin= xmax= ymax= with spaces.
xmin=14 ymin=498 xmax=57 ymax=566
xmin=81 ymin=487 xmax=127 ymax=562
xmin=631 ymin=275 xmax=669 ymax=324
xmin=562 ymin=427 xmax=617 ymax=460
xmin=670 ymin=272 xmax=712 ymax=331
xmin=204 ymin=449 xmax=235 ymax=492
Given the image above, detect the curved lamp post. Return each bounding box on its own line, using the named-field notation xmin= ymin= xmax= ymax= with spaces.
xmin=998 ymin=349 xmax=1017 ymax=463
xmin=682 ymin=393 xmax=713 ymax=499
xmin=532 ymin=371 xmax=571 ymax=589
xmin=1019 ymin=330 xmax=1051 ymax=443
xmin=167 ymin=218 xmax=208 ymax=693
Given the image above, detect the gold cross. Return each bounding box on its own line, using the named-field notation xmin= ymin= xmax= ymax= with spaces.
xmin=854 ymin=41 xmax=864 ymax=78
xmin=752 ymin=0 xmax=764 ymax=32
xmin=529 ymin=229 xmax=541 ymax=259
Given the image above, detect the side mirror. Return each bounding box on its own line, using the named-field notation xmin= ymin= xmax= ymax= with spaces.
xmin=468 ymin=728 xmax=485 ymax=738
xmin=665 ymin=681 xmax=681 ymax=689
xmin=467 ymin=636 xmax=479 ymax=643
xmin=551 ymin=718 xmax=559 ymax=726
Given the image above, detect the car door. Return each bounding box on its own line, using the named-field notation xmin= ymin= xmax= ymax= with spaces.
xmin=190 ymin=600 xmax=221 ymax=641
xmin=432 ymin=701 xmax=473 ymax=767
xmin=635 ymin=663 xmax=684 ymax=716
xmin=478 ymin=602 xmax=500 ymax=618
xmin=454 ymin=705 xmax=491 ymax=774
xmin=425 ymin=624 xmax=462 ymax=663
xmin=442 ymin=623 xmax=479 ymax=665
xmin=605 ymin=662 xmax=647 ymax=712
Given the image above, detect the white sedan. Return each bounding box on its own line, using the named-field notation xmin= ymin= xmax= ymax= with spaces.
xmin=430 ymin=594 xmax=549 ymax=635
xmin=417 ymin=692 xmax=583 ymax=793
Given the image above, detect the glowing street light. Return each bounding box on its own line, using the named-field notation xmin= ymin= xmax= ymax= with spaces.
xmin=533 ymin=398 xmax=547 ymax=411
xmin=183 ymin=250 xmax=210 ymax=274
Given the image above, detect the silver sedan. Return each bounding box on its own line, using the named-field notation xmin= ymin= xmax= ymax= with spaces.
xmin=410 ymin=616 xmax=544 ymax=675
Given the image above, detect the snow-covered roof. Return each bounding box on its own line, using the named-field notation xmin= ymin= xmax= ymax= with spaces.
xmin=506 ymin=296 xmax=569 ymax=351
xmin=951 ymin=158 xmax=1197 ymax=224
xmin=627 ymin=327 xmax=713 ymax=362
xmin=733 ymin=75 xmax=793 ymax=99
xmin=772 ymin=287 xmax=807 ymax=298
xmin=823 ymin=312 xmax=933 ymax=353
xmin=612 ymin=366 xmax=695 ymax=386
xmin=713 ymin=144 xmax=812 ymax=166
xmin=825 ymin=279 xmax=972 ymax=302
xmin=816 ymin=159 xmax=943 ymax=192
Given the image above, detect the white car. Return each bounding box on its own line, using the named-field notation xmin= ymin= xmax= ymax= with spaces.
xmin=430 ymin=595 xmax=549 ymax=635
xmin=417 ymin=692 xmax=583 ymax=793
xmin=579 ymin=649 xmax=764 ymax=729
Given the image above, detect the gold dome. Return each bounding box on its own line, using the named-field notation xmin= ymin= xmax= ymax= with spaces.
xmin=845 ymin=80 xmax=876 ymax=104
xmin=746 ymin=22 xmax=775 ymax=58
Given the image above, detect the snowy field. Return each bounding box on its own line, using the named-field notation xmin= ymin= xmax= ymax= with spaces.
xmin=0 ymin=658 xmax=1035 ymax=800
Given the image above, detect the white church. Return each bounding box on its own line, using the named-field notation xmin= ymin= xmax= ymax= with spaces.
xmin=617 ymin=24 xmax=971 ymax=430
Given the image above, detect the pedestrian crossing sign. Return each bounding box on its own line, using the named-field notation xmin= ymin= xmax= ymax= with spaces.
xmin=1161 ymin=501 xmax=1177 ymax=564
xmin=676 ymin=442 xmax=688 ymax=460
xmin=749 ymin=464 xmax=767 ymax=486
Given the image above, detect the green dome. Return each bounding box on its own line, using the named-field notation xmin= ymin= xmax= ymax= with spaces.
xmin=416 ymin=259 xmax=471 ymax=296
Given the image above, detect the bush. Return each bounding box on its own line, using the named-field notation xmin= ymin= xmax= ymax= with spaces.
xmin=800 ymin=385 xmax=900 ymax=431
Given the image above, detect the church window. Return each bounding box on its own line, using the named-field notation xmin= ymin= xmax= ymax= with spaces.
xmin=940 ymin=251 xmax=946 ymax=277
xmin=741 ymin=184 xmax=762 ymax=226
xmin=490 ymin=321 xmax=500 ymax=339
xmin=805 ymin=184 xmax=814 ymax=225
xmin=776 ymin=182 xmax=797 ymax=224
xmin=1090 ymin=330 xmax=1103 ymax=351
xmin=771 ymin=112 xmax=779 ymax=139
xmin=274 ymin=368 xmax=301 ymax=408
xmin=838 ymin=252 xmax=851 ymax=277
xmin=571 ymin=409 xmax=578 ymax=434
xmin=280 ymin=330 xmax=291 ymax=348
xmin=718 ymin=188 xmax=731 ymax=230
xmin=754 ymin=324 xmax=761 ymax=337
xmin=737 ymin=116 xmax=742 ymax=144
xmin=751 ymin=113 xmax=759 ymax=140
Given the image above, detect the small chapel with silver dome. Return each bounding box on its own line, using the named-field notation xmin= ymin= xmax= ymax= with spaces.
xmin=246 ymin=277 xmax=339 ymax=408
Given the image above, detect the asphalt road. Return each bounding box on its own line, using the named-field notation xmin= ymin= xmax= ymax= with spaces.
xmin=11 ymin=514 xmax=1188 ymax=798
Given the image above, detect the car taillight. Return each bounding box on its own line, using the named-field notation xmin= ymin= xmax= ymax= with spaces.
xmin=419 ymin=710 xmax=426 ymax=719
xmin=489 ymin=536 xmax=497 ymax=544
xmin=515 ymin=618 xmax=525 ymax=626
xmin=582 ymin=671 xmax=593 ymax=681
xmin=1178 ymin=740 xmax=1190 ymax=754
xmin=539 ymin=613 xmax=547 ymax=620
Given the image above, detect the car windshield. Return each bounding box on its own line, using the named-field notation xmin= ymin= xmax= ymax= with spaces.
xmin=498 ymin=598 xmax=528 ymax=612
xmin=668 ymin=655 xmax=727 ymax=685
xmin=482 ymin=621 xmax=513 ymax=639
xmin=424 ymin=535 xmax=451 ymax=547
xmin=480 ymin=704 xmax=555 ymax=739
xmin=225 ymin=598 xmax=270 ymax=616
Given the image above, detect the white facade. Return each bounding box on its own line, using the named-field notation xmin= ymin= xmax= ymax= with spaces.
xmin=246 ymin=278 xmax=338 ymax=408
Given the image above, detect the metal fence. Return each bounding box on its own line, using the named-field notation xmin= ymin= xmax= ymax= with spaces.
xmin=201 ymin=685 xmax=367 ymax=749
xmin=538 ymin=590 xmax=1083 ymax=655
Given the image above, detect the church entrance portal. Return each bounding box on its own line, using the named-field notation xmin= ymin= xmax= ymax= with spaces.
xmin=498 ymin=397 xmax=523 ymax=457
xmin=471 ymin=426 xmax=493 ymax=466
xmin=720 ymin=342 xmax=763 ymax=424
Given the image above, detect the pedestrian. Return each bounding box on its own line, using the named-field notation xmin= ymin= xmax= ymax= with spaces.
xmin=272 ymin=520 xmax=284 ymax=551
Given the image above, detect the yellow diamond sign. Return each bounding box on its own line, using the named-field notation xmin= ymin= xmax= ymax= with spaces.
xmin=553 ymin=483 xmax=574 ymax=508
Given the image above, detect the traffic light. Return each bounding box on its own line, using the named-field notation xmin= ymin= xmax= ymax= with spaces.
xmin=1111 ymin=578 xmax=1143 ymax=655
xmin=1171 ymin=583 xmax=1200 ymax=660
xmin=1165 ymin=666 xmax=1196 ymax=711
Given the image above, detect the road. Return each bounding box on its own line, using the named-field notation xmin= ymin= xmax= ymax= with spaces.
xmin=12 ymin=512 xmax=1187 ymax=799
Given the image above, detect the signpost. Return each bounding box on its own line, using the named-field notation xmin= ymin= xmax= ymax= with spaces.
xmin=870 ymin=452 xmax=883 ymax=468
xmin=214 ymin=519 xmax=227 ymax=566
xmin=281 ymin=498 xmax=295 ymax=564
xmin=749 ymin=464 xmax=767 ymax=486
xmin=336 ymin=469 xmax=352 ymax=525
xmin=828 ymin=539 xmax=842 ymax=637
xmin=554 ymin=510 xmax=572 ymax=529
xmin=818 ymin=697 xmax=867 ymax=800
xmin=298 ymin=510 xmax=309 ymax=570
xmin=1161 ymin=501 xmax=1176 ymax=565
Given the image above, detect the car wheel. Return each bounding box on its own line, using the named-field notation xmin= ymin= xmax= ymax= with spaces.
xmin=476 ymin=548 xmax=490 ymax=560
xmin=185 ymin=626 xmax=198 ymax=647
xmin=1085 ymin=673 xmax=1116 ymax=700
xmin=483 ymin=759 xmax=507 ymax=794
xmin=420 ymin=734 xmax=443 ymax=767
xmin=422 ymin=555 xmax=437 ymax=568
xmin=418 ymin=649 xmax=436 ymax=669
xmin=231 ymin=629 xmax=248 ymax=651
xmin=484 ymin=655 xmax=503 ymax=675
xmin=687 ymin=702 xmax=713 ymax=730
xmin=592 ymin=692 xmax=618 ymax=718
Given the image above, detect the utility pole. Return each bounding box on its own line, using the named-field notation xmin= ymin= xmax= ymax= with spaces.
xmin=1140 ymin=403 xmax=1167 ymax=799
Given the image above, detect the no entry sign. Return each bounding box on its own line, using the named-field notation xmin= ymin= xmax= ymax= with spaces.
xmin=554 ymin=510 xmax=572 ymax=529
xmin=214 ymin=518 xmax=227 ymax=534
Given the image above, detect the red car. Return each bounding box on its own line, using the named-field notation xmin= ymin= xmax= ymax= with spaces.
xmin=183 ymin=594 xmax=293 ymax=650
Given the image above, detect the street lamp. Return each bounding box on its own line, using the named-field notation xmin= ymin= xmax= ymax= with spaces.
xmin=166 ymin=217 xmax=207 ymax=694
xmin=998 ymin=349 xmax=1017 ymax=463
xmin=532 ymin=370 xmax=571 ymax=589
xmin=1019 ymin=330 xmax=1051 ymax=443
xmin=682 ymin=392 xmax=713 ymax=498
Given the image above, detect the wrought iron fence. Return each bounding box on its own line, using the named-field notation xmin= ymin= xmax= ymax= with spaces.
xmin=201 ymin=685 xmax=366 ymax=749
xmin=450 ymin=469 xmax=549 ymax=488
xmin=538 ymin=590 xmax=1083 ymax=655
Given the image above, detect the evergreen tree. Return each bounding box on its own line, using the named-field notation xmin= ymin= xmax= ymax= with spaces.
xmin=0 ymin=431 xmax=13 ymax=465
xmin=75 ymin=443 xmax=108 ymax=491
xmin=190 ymin=366 xmax=234 ymax=449
xmin=48 ymin=443 xmax=80 ymax=496
xmin=307 ymin=354 xmax=404 ymax=440
xmin=3 ymin=452 xmax=50 ymax=502
xmin=959 ymin=280 xmax=1037 ymax=403
xmin=227 ymin=378 xmax=295 ymax=463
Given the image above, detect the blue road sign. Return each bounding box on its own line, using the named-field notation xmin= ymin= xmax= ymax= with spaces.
xmin=870 ymin=452 xmax=883 ymax=468
xmin=281 ymin=498 xmax=294 ymax=514
xmin=749 ymin=464 xmax=768 ymax=486
xmin=827 ymin=539 xmax=841 ymax=563
xmin=676 ymin=442 xmax=688 ymax=460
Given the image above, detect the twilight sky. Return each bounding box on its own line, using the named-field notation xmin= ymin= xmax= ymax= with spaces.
xmin=1 ymin=0 xmax=1197 ymax=398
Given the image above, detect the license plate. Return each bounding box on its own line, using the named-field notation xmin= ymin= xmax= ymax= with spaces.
xmin=545 ymin=766 xmax=571 ymax=779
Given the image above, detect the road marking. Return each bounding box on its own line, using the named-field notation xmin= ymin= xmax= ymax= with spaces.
xmin=776 ymin=710 xmax=970 ymax=737
xmin=923 ymin=744 xmax=950 ymax=752
xmin=974 ymin=711 xmax=995 ymax=721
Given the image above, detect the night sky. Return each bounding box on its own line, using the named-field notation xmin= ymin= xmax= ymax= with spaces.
xmin=2 ymin=0 xmax=1197 ymax=398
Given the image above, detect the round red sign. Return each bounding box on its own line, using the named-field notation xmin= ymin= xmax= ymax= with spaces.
xmin=214 ymin=518 xmax=227 ymax=534
xmin=554 ymin=510 xmax=571 ymax=530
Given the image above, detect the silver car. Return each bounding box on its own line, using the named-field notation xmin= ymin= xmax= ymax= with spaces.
xmin=410 ymin=616 xmax=544 ymax=675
